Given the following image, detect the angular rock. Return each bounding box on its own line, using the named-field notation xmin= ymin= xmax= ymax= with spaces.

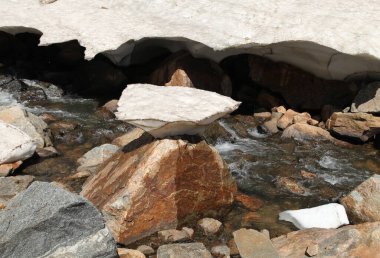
xmin=81 ymin=138 xmax=236 ymax=245
xmin=272 ymin=222 xmax=380 ymax=258
xmin=112 ymin=128 xmax=145 ymax=147
xmin=158 ymin=229 xmax=191 ymax=243
xmin=137 ymin=245 xmax=155 ymax=256
xmin=150 ymin=51 xmax=232 ymax=96
xmin=0 ymin=175 xmax=34 ymax=207
xmin=211 ymin=245 xmax=230 ymax=258
xmin=0 ymin=161 xmax=23 ymax=177
xmin=117 ymin=248 xmax=146 ymax=258
xmin=261 ymin=112 xmax=283 ymax=134
xmin=235 ymin=192 xmax=264 ymax=211
xmin=351 ymin=82 xmax=380 ymax=113
xmin=0 ymin=181 xmax=118 ymax=258
xmin=274 ymin=177 xmax=306 ymax=195
xmin=282 ymin=123 xmax=337 ymax=143
xmin=327 ymin=112 xmax=380 ymax=142
xmin=340 ymin=175 xmax=380 ymax=223
xmin=293 ymin=112 xmax=312 ymax=124
xmin=115 ymin=84 xmax=240 ymax=138
xmin=279 ymin=203 xmax=349 ymax=229
xmin=77 ymin=144 xmax=119 ymax=174
xmin=198 ymin=218 xmax=222 ymax=236
xmin=0 ymin=105 xmax=52 ymax=148
xmin=103 ymin=99 xmax=119 ymax=113
xmin=233 ymin=228 xmax=279 ymax=258
xmin=277 ymin=109 xmax=299 ymax=129
xmin=0 ymin=121 xmax=36 ymax=164
xmin=157 ymin=243 xmax=212 ymax=258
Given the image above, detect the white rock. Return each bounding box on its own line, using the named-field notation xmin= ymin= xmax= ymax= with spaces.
xmin=279 ymin=203 xmax=349 ymax=229
xmin=0 ymin=122 xmax=37 ymax=164
xmin=77 ymin=144 xmax=119 ymax=173
xmin=1 ymin=1 xmax=379 ymax=80
xmin=116 ymin=84 xmax=240 ymax=138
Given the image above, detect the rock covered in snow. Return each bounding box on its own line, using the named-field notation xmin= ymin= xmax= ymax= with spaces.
xmin=0 ymin=121 xmax=36 ymax=164
xmin=279 ymin=203 xmax=349 ymax=229
xmin=116 ymin=84 xmax=240 ymax=138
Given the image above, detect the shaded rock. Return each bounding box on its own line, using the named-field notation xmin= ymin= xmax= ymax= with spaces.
xmin=277 ymin=109 xmax=299 ymax=129
xmin=327 ymin=112 xmax=380 ymax=142
xmin=158 ymin=229 xmax=191 ymax=243
xmin=300 ymin=170 xmax=317 ymax=180
xmin=137 ymin=245 xmax=155 ymax=256
xmin=233 ymin=228 xmax=279 ymax=258
xmin=150 ymin=51 xmax=232 ymax=96
xmin=39 ymin=112 xmax=58 ymax=123
xmin=0 ymin=181 xmax=118 ymax=258
xmin=272 ymin=222 xmax=380 ymax=258
xmin=202 ymin=121 xmax=232 ymax=145
xmin=77 ymin=144 xmax=119 ymax=174
xmin=0 ymin=121 xmax=36 ymax=164
xmin=0 ymin=105 xmax=52 ymax=148
xmin=157 ymin=243 xmax=212 ymax=258
xmin=115 ymin=84 xmax=240 ymax=138
xmin=0 ymin=161 xmax=23 ymax=177
xmin=117 ymin=248 xmax=146 ymax=258
xmin=198 ymin=218 xmax=222 ymax=236
xmin=253 ymin=112 xmax=271 ymax=121
xmin=103 ymin=99 xmax=119 ymax=113
xmin=255 ymin=89 xmax=284 ymax=110
xmin=271 ymin=106 xmax=286 ymax=114
xmin=340 ymin=175 xmax=380 ymax=223
xmin=279 ymin=203 xmax=349 ymax=229
xmin=181 ymin=227 xmax=194 ymax=239
xmin=112 ymin=128 xmax=145 ymax=147
xmin=351 ymin=82 xmax=380 ymax=113
xmin=274 ymin=177 xmax=306 ymax=195
xmin=261 ymin=112 xmax=283 ymax=134
xmin=81 ymin=139 xmax=236 ymax=245
xmin=293 ymin=112 xmax=312 ymax=125
xmin=235 ymin=192 xmax=264 ymax=211
xmin=227 ymin=239 xmax=239 ymax=256
xmin=321 ymin=104 xmax=340 ymax=122
xmin=0 ymin=175 xmax=34 ymax=207
xmin=282 ymin=123 xmax=337 ymax=143
xmin=36 ymin=146 xmax=59 ymax=158
xmin=211 ymin=245 xmax=230 ymax=258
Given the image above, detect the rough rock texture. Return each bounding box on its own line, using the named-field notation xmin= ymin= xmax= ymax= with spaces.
xmin=261 ymin=112 xmax=283 ymax=134
xmin=211 ymin=245 xmax=230 ymax=258
xmin=0 ymin=105 xmax=52 ymax=148
xmin=81 ymin=138 xmax=236 ymax=245
xmin=116 ymin=84 xmax=240 ymax=138
xmin=0 ymin=175 xmax=34 ymax=207
xmin=327 ymin=112 xmax=380 ymax=142
xmin=77 ymin=144 xmax=119 ymax=174
xmin=277 ymin=109 xmax=299 ymax=129
xmin=340 ymin=175 xmax=380 ymax=223
xmin=112 ymin=128 xmax=145 ymax=147
xmin=0 ymin=161 xmax=23 ymax=177
xmin=117 ymin=248 xmax=146 ymax=258
xmin=0 ymin=181 xmax=118 ymax=258
xmin=158 ymin=228 xmax=191 ymax=243
xmin=197 ymin=218 xmax=222 ymax=236
xmin=157 ymin=243 xmax=212 ymax=258
xmin=279 ymin=203 xmax=349 ymax=229
xmin=150 ymin=51 xmax=232 ymax=96
xmin=351 ymin=82 xmax=380 ymax=113
xmin=1 ymin=1 xmax=380 ymax=80
xmin=233 ymin=228 xmax=279 ymax=258
xmin=272 ymin=222 xmax=380 ymax=258
xmin=0 ymin=121 xmax=36 ymax=164
xmin=281 ymin=123 xmax=336 ymax=143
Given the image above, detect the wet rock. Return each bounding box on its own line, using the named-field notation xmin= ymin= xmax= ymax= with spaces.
xmin=137 ymin=245 xmax=155 ymax=256
xmin=327 ymin=112 xmax=380 ymax=142
xmin=0 ymin=161 xmax=23 ymax=177
xmin=0 ymin=121 xmax=36 ymax=164
xmin=96 ymin=107 xmax=116 ymax=120
xmin=202 ymin=121 xmax=232 ymax=145
xmin=277 ymin=109 xmax=299 ymax=129
xmin=157 ymin=243 xmax=212 ymax=258
xmin=158 ymin=228 xmax=191 ymax=243
xmin=300 ymin=170 xmax=317 ymax=180
xmin=281 ymin=123 xmax=337 ymax=143
xmin=77 ymin=143 xmax=119 ymax=174
xmin=233 ymin=228 xmax=279 ymax=258
xmin=112 ymin=127 xmax=145 ymax=147
xmin=340 ymin=175 xmax=380 ymax=223
xmin=36 ymin=146 xmax=59 ymax=158
xmin=261 ymin=112 xmax=283 ymax=134
xmin=0 ymin=175 xmax=34 ymax=207
xmin=274 ymin=177 xmax=306 ymax=195
xmin=272 ymin=222 xmax=380 ymax=258
xmin=279 ymin=203 xmax=349 ymax=229
xmin=351 ymin=82 xmax=380 ymax=113
xmin=39 ymin=113 xmax=58 ymax=123
xmin=198 ymin=218 xmax=222 ymax=236
xmin=115 ymin=84 xmax=240 ymax=138
xmin=117 ymin=248 xmax=146 ymax=258
xmin=235 ymin=192 xmax=264 ymax=211
xmin=0 ymin=105 xmax=52 ymax=148
xmin=0 ymin=181 xmax=118 ymax=258
xmin=211 ymin=245 xmax=230 ymax=258
xmin=81 ymin=138 xmax=236 ymax=245
xmin=150 ymin=51 xmax=232 ymax=96
xmin=103 ymin=99 xmax=119 ymax=113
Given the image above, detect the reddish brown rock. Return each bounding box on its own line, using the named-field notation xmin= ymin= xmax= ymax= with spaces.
xmin=0 ymin=161 xmax=23 ymax=177
xmin=272 ymin=222 xmax=380 ymax=258
xmin=81 ymin=138 xmax=236 ymax=245
xmin=274 ymin=177 xmax=306 ymax=195
xmin=235 ymin=192 xmax=264 ymax=211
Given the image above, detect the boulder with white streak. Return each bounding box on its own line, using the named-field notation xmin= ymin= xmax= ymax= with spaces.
xmin=116 ymin=84 xmax=240 ymax=138
xmin=279 ymin=203 xmax=349 ymax=229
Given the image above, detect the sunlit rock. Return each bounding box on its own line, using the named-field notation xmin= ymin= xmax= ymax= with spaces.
xmin=279 ymin=203 xmax=349 ymax=229
xmin=115 ymin=84 xmax=240 ymax=138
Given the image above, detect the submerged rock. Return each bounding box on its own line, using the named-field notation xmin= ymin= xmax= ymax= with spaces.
xmin=81 ymin=138 xmax=236 ymax=245
xmin=0 ymin=121 xmax=36 ymax=164
xmin=157 ymin=243 xmax=212 ymax=258
xmin=116 ymin=84 xmax=240 ymax=138
xmin=351 ymin=82 xmax=380 ymax=113
xmin=340 ymin=175 xmax=380 ymax=223
xmin=279 ymin=203 xmax=349 ymax=229
xmin=0 ymin=181 xmax=118 ymax=258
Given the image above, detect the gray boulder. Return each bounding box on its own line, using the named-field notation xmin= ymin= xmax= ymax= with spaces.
xmin=0 ymin=181 xmax=118 ymax=258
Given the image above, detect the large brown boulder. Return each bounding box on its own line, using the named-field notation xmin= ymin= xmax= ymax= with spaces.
xmin=340 ymin=175 xmax=380 ymax=223
xmin=327 ymin=112 xmax=380 ymax=142
xmin=81 ymin=138 xmax=236 ymax=245
xmin=272 ymin=222 xmax=380 ymax=258
xmin=248 ymin=55 xmax=358 ymax=110
xmin=150 ymin=51 xmax=232 ymax=96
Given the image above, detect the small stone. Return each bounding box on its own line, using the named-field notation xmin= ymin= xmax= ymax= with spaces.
xmin=36 ymin=146 xmax=59 ymax=158
xmin=181 ymin=227 xmax=194 ymax=239
xmin=277 ymin=109 xmax=299 ymax=129
xmin=137 ymin=245 xmax=155 ymax=255
xmin=253 ymin=112 xmax=272 ymax=120
xmin=301 ymin=170 xmax=317 ymax=180
xmin=112 ymin=128 xmax=145 ymax=147
xmin=0 ymin=161 xmax=23 ymax=177
xmin=66 ymin=171 xmax=92 ymax=180
xmin=211 ymin=245 xmax=230 ymax=258
xmin=306 ymin=243 xmax=319 ymax=257
xmin=103 ymin=99 xmax=119 ymax=113
xmin=117 ymin=248 xmax=146 ymax=258
xmin=198 ymin=218 xmax=222 ymax=236
xmin=261 ymin=112 xmax=283 ymax=134
xmin=157 ymin=243 xmax=212 ymax=258
xmin=235 ymin=192 xmax=264 ymax=211
xmin=274 ymin=177 xmax=306 ymax=195
xmin=271 ymin=106 xmax=286 ymax=114
xmin=39 ymin=113 xmax=57 ymax=122
xmin=158 ymin=229 xmax=191 ymax=243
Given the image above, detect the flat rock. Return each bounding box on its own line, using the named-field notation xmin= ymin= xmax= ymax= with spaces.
xmin=279 ymin=203 xmax=349 ymax=229
xmin=115 ymin=84 xmax=240 ymax=138
xmin=157 ymin=243 xmax=212 ymax=258
xmin=77 ymin=143 xmax=119 ymax=174
xmin=81 ymin=138 xmax=236 ymax=245
xmin=340 ymin=175 xmax=380 ymax=223
xmin=272 ymin=222 xmax=380 ymax=258
xmin=233 ymin=228 xmax=279 ymax=258
xmin=0 ymin=181 xmax=118 ymax=258
xmin=351 ymin=82 xmax=380 ymax=113
xmin=0 ymin=121 xmax=36 ymax=164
